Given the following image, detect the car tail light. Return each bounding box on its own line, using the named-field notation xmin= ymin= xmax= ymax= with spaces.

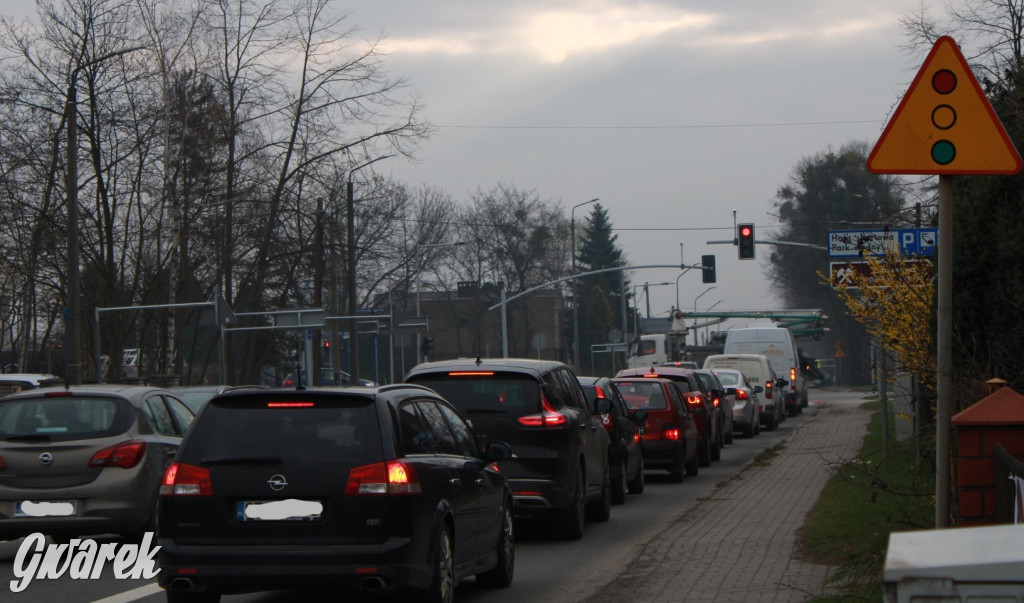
xmin=662 ymin=426 xmax=681 ymax=441
xmin=267 ymin=401 xmax=315 ymax=408
xmin=790 ymin=368 xmax=797 ymax=390
xmin=712 ymin=397 xmax=721 ymax=408
xmin=765 ymin=381 xmax=773 ymax=399
xmin=643 ymin=372 xmax=659 ymax=378
xmin=633 ymin=432 xmax=641 ymax=443
xmin=686 ymin=394 xmax=703 ymax=407
xmin=161 ymin=462 xmax=213 ymax=496
xmin=594 ymin=385 xmax=606 ymax=398
xmin=448 ymin=371 xmax=495 ymax=376
xmin=517 ymin=392 xmax=567 ymax=427
xmin=89 ymin=440 xmax=146 ymax=469
xmin=0 ymin=454 xmax=5 ymax=471
xmin=345 ymin=460 xmax=422 ymax=495
xmin=282 ymin=378 xmax=294 ymax=386
xmin=736 ymin=389 xmax=749 ymax=400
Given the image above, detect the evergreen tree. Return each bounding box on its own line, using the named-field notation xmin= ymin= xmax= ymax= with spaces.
xmin=575 ymin=203 xmax=628 ymax=374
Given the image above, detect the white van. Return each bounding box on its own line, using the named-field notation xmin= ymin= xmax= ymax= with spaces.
xmin=702 ymin=354 xmax=783 ymax=431
xmin=722 ymin=326 xmax=807 ymax=416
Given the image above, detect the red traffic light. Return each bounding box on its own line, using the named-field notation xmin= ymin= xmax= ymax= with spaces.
xmin=740 ymin=226 xmax=752 ymax=237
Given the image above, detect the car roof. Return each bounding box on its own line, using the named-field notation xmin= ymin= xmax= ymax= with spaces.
xmin=0 ymin=383 xmax=176 ymax=401
xmin=616 ymin=366 xmax=697 ymax=378
xmin=206 ymin=383 xmax=439 ymax=407
xmin=407 ymin=357 xmax=569 ymax=379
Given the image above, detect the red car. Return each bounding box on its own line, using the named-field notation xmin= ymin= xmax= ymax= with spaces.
xmin=611 ymin=377 xmax=698 ymax=482
xmin=615 ymin=366 xmax=721 ymax=468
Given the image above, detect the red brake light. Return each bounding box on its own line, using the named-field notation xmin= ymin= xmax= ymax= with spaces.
xmin=662 ymin=426 xmax=681 ymax=441
xmin=594 ymin=385 xmax=606 ymax=399
xmin=448 ymin=371 xmax=495 ymax=376
xmin=89 ymin=440 xmax=146 ymax=469
xmin=765 ymin=381 xmax=773 ymax=399
xmin=283 ymin=378 xmax=294 ymax=386
xmin=345 ymin=461 xmax=422 ymax=495
xmin=712 ymin=397 xmax=720 ymax=408
xmin=266 ymin=401 xmax=315 ymax=408
xmin=43 ymin=391 xmax=73 ymax=397
xmin=643 ymin=373 xmax=659 ymax=378
xmin=517 ymin=392 xmax=568 ymax=427
xmin=737 ymin=389 xmax=749 ymax=400
xmin=633 ymin=433 xmax=640 ymax=443
xmin=161 ymin=462 xmax=213 ymax=496
xmin=686 ymin=394 xmax=703 ymax=407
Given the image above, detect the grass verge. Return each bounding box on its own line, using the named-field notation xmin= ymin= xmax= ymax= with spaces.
xmin=799 ymin=400 xmax=934 ymax=601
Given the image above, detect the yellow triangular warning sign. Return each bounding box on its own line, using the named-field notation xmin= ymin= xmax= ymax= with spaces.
xmin=868 ymin=36 xmax=1022 ymax=175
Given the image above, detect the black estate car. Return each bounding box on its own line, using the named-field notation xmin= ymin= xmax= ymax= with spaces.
xmin=157 ymin=384 xmax=514 ymax=603
xmin=405 ymin=358 xmax=612 ymax=540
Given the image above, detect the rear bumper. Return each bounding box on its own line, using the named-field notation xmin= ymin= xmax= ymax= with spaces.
xmin=508 ymin=477 xmax=572 ymax=516
xmin=641 ymin=440 xmax=684 ymax=468
xmin=157 ymin=537 xmax=431 ymax=595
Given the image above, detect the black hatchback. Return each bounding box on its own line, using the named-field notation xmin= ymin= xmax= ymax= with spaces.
xmin=405 ymin=359 xmax=612 ymax=541
xmin=157 ymin=385 xmax=514 ymax=603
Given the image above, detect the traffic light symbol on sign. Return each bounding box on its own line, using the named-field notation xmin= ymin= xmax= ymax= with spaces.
xmin=738 ymin=224 xmax=755 ymax=260
xmin=868 ymin=36 xmax=1022 ymax=175
xmin=701 ymin=254 xmax=716 ymax=283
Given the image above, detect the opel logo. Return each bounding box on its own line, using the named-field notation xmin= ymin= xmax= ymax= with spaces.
xmin=267 ymin=474 xmax=288 ymax=491
xmin=38 ymin=452 xmax=53 ymax=466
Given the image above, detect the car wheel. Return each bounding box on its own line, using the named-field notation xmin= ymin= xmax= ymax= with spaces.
xmin=684 ymin=445 xmax=699 ymax=477
xmin=627 ymin=455 xmax=645 ymax=495
xmin=742 ymin=421 xmax=754 ymax=438
xmin=587 ymin=462 xmax=612 ymax=522
xmin=426 ymin=525 xmax=455 ymax=603
xmin=555 ymin=467 xmax=585 ymax=540
xmin=476 ymin=502 xmax=514 ymax=588
xmin=166 ymin=591 xmax=221 ymax=603
xmin=611 ymin=456 xmax=627 ymax=505
xmin=698 ymin=433 xmax=711 ymax=467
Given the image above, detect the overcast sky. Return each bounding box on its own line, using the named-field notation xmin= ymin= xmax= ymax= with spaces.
xmin=4 ymin=1 xmax=933 ymax=335
xmin=343 ymin=0 xmax=929 ymax=329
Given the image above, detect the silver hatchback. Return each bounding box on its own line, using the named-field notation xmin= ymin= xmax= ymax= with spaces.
xmin=0 ymin=385 xmax=193 ymax=541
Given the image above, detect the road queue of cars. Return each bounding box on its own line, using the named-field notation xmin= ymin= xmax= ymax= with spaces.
xmin=577 ymin=376 xmax=646 ymax=502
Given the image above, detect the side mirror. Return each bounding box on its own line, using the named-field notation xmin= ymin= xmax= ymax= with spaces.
xmin=777 ymin=379 xmax=789 ymax=387
xmin=752 ymin=385 xmax=764 ymax=394
xmin=594 ymin=397 xmax=611 ymax=415
xmin=725 ymin=387 xmax=737 ymax=397
xmin=483 ymin=441 xmax=513 ymax=462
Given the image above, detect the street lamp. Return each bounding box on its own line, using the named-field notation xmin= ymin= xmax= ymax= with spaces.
xmin=693 ymin=286 xmax=716 ymax=329
xmin=65 ymin=46 xmax=145 ymax=385
xmin=415 ymin=241 xmax=466 ymax=363
xmin=571 ymin=198 xmax=599 ymax=373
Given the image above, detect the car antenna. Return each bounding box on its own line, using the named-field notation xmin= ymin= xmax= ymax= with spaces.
xmin=294 ymin=347 xmax=305 ymax=391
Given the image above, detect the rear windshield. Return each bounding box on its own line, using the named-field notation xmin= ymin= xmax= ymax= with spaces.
xmin=712 ymin=371 xmax=741 ymax=387
xmin=407 ymin=373 xmax=540 ymax=418
xmin=0 ymin=396 xmax=132 ymax=441
xmin=180 ymin=397 xmax=383 ymax=465
xmin=657 ymin=375 xmax=694 ymax=392
xmin=613 ymin=381 xmax=669 ymax=410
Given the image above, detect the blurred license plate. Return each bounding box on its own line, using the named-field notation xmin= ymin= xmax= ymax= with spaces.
xmin=16 ymin=500 xmax=77 ymax=517
xmin=237 ymin=499 xmax=323 ymax=521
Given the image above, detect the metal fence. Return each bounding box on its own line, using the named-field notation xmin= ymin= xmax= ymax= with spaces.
xmin=993 ymin=442 xmax=1024 ymax=524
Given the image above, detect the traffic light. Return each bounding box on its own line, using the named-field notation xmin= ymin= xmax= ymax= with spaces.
xmin=701 ymin=254 xmax=716 ymax=283
xmin=738 ymin=223 xmax=755 ymax=260
xmin=420 ymin=337 xmax=434 ymax=353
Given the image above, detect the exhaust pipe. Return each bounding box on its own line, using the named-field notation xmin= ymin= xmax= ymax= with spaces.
xmin=361 ymin=576 xmax=386 ymax=590
xmin=168 ymin=577 xmax=195 ymax=591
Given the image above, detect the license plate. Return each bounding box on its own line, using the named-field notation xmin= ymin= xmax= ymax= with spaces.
xmin=15 ymin=500 xmax=77 ymax=517
xmin=236 ymin=499 xmax=323 ymax=521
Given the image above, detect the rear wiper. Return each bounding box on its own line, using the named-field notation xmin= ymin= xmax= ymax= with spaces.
xmin=2 ymin=434 xmax=52 ymax=442
xmin=200 ymin=456 xmax=282 ymax=466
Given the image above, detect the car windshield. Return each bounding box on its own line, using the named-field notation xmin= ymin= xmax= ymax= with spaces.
xmin=0 ymin=396 xmax=132 ymax=441
xmin=408 ymin=373 xmax=540 ymax=418
xmin=174 ymin=391 xmax=217 ymax=413
xmin=181 ymin=396 xmax=384 ymax=465
xmin=614 ymin=381 xmax=669 ymax=410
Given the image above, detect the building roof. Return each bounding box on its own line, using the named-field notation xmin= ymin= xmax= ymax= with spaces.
xmin=951 ymin=386 xmax=1024 ymax=426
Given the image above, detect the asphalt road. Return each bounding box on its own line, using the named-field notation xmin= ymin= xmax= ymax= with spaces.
xmin=0 ymin=389 xmax=850 ymax=603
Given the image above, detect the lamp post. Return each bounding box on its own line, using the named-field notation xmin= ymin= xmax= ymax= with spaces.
xmin=65 ymin=46 xmax=145 ymax=385
xmin=342 ymin=155 xmax=392 ymax=384
xmin=692 ymin=286 xmax=716 ymax=345
xmin=571 ymin=198 xmax=599 ymax=373
xmin=415 ymin=241 xmax=466 ymax=363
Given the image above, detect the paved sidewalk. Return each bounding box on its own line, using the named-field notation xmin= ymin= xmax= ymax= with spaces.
xmin=589 ymin=393 xmax=872 ymax=602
